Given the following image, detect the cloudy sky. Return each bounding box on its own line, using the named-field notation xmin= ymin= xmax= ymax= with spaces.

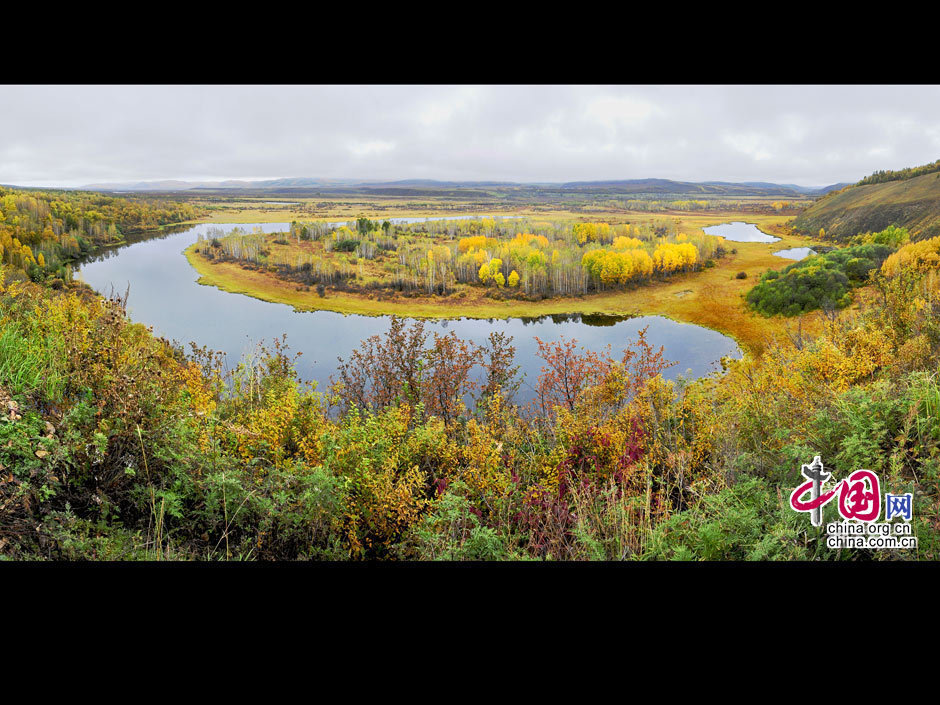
xmin=3 ymin=85 xmax=939 ymax=188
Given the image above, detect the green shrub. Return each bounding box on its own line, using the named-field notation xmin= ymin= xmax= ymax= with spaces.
xmin=643 ymin=478 xmax=839 ymax=561
xmin=407 ymin=483 xmax=516 ymax=561
xmin=746 ymin=243 xmax=893 ymax=316
xmin=333 ymin=239 xmax=359 ymax=252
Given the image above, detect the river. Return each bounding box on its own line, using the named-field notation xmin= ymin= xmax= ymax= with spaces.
xmin=76 ymin=219 xmax=743 ymax=401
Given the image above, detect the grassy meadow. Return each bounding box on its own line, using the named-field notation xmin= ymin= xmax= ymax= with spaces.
xmin=185 ymin=196 xmax=522 ymax=225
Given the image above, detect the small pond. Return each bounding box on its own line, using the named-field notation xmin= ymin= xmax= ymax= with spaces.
xmin=773 ymin=247 xmax=816 ymax=261
xmin=702 ymin=222 xmax=780 ymax=243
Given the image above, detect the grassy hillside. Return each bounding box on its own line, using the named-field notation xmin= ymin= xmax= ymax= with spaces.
xmin=792 ymin=169 xmax=940 ymax=241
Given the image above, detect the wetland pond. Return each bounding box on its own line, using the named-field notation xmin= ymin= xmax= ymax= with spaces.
xmin=772 ymin=247 xmax=816 ymax=260
xmin=76 ymin=220 xmax=742 ymax=402
xmin=702 ymin=221 xmax=780 ymax=243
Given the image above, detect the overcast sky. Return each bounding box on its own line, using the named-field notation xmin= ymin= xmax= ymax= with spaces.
xmin=3 ymin=85 xmax=939 ymax=188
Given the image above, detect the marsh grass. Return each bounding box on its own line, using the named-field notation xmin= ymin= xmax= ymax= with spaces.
xmin=0 ymin=323 xmax=63 ymax=399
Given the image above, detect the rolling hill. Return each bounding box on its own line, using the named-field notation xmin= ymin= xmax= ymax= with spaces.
xmin=791 ymin=166 xmax=940 ymax=241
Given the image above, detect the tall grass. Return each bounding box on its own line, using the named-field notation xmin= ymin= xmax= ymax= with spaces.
xmin=0 ymin=323 xmax=62 ymax=398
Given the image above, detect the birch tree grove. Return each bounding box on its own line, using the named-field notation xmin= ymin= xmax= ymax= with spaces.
xmin=196 ymin=216 xmax=725 ymax=298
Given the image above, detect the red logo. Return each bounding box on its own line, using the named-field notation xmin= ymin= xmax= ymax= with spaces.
xmin=838 ymin=470 xmax=880 ymax=522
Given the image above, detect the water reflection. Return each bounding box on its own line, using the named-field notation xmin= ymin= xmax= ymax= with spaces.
xmin=517 ymin=312 xmax=632 ymax=327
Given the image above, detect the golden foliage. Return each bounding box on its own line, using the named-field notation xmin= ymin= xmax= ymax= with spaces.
xmin=882 ymin=235 xmax=940 ymax=277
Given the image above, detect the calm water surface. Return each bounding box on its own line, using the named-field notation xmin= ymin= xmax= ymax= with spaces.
xmin=703 ymin=221 xmax=781 ymax=243
xmin=773 ymin=247 xmax=816 ymax=260
xmin=76 ymin=221 xmax=742 ymax=401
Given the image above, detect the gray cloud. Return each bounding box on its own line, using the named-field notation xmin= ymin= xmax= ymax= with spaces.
xmin=2 ymin=85 xmax=939 ymax=187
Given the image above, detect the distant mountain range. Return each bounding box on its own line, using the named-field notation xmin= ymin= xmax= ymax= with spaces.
xmin=77 ymin=177 xmax=849 ymax=198
xmin=80 ymin=177 xmax=364 ymax=191
xmin=706 ymin=181 xmax=849 ymax=195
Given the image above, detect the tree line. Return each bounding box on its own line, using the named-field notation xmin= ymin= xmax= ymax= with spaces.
xmin=0 ymin=186 xmax=205 ymax=283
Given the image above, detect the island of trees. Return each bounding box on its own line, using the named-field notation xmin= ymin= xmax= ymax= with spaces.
xmin=190 ymin=216 xmax=726 ymax=302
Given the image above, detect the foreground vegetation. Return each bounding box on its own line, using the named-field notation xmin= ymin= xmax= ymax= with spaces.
xmin=3 ymin=232 xmax=939 ymax=559
xmin=3 ymin=179 xmax=937 ymax=560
